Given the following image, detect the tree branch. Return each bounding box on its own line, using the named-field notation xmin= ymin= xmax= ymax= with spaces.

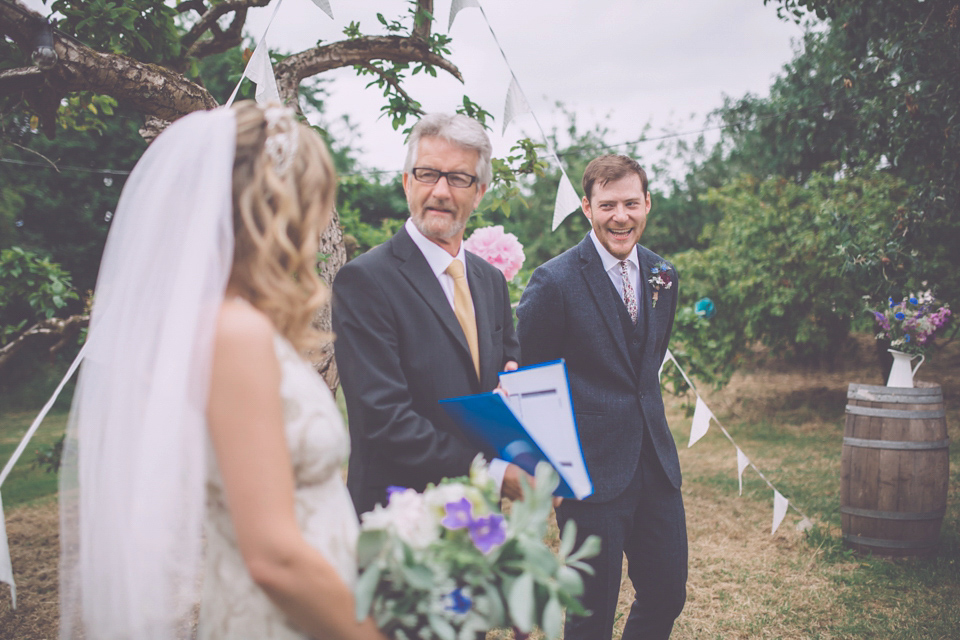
xmin=181 ymin=0 xmax=270 ymax=54
xmin=275 ymin=35 xmax=462 ymax=107
xmin=0 ymin=66 xmax=45 ymax=94
xmin=0 ymin=315 xmax=88 ymax=375
xmin=413 ymin=0 xmax=433 ymax=40
xmin=355 ymin=62 xmax=425 ymax=116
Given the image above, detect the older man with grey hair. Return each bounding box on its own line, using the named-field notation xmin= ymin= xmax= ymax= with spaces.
xmin=332 ymin=113 xmax=524 ymax=515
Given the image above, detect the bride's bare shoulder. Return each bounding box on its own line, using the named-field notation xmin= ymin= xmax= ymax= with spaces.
xmin=215 ymin=298 xmax=275 ymax=349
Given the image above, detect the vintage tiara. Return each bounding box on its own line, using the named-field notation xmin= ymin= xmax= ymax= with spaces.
xmin=262 ymin=105 xmax=300 ymax=177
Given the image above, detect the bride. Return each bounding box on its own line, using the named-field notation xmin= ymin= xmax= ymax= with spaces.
xmin=59 ymin=102 xmax=387 ymax=640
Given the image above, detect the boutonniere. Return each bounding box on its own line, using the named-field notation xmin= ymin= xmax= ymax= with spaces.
xmin=648 ymin=261 xmax=673 ymax=308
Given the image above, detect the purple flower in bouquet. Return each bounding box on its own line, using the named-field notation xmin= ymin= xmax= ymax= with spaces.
xmin=463 ymin=225 xmax=525 ymax=281
xmin=468 ymin=513 xmax=506 ymax=554
xmin=441 ymin=498 xmax=474 ymax=530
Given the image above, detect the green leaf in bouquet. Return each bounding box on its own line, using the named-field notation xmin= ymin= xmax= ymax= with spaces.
xmin=507 ymin=571 xmax=535 ymax=632
xmin=558 ymin=518 xmax=578 ymax=559
xmin=427 ymin=614 xmax=457 ymax=640
xmin=541 ymin=594 xmax=564 ymax=639
xmin=400 ymin=562 xmax=434 ymax=590
xmin=354 ymin=563 xmax=382 ymax=621
xmin=556 ymin=565 xmax=584 ymax=597
xmin=517 ymin=537 xmax=561 ymax=578
xmin=566 ymin=533 xmax=601 ymax=565
xmin=356 ymin=529 xmax=389 ymax=567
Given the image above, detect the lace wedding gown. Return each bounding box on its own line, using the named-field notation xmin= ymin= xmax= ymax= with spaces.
xmin=198 ymin=334 xmax=359 ymax=639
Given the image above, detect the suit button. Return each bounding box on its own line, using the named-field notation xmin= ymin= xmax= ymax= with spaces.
xmin=632 ymin=338 xmax=640 ymax=345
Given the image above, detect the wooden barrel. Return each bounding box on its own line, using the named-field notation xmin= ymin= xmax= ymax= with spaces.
xmin=841 ymin=382 xmax=949 ymax=556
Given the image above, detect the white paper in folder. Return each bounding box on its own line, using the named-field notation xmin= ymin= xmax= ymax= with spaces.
xmin=498 ymin=360 xmax=592 ymax=500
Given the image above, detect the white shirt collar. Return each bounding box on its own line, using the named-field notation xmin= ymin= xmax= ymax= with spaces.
xmin=589 ymin=229 xmax=639 ymax=274
xmin=405 ymin=218 xmax=468 ymax=278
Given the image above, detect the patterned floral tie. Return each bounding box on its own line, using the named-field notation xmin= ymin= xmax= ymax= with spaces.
xmin=620 ymin=260 xmax=638 ymax=325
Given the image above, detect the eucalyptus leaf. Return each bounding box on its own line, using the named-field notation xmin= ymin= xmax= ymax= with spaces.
xmin=354 ymin=564 xmax=381 ymax=620
xmin=508 ymin=571 xmax=535 ymax=632
xmin=558 ymin=518 xmax=577 ymax=559
xmin=541 ymin=595 xmax=564 ymax=639
xmin=427 ymin=614 xmax=457 ymax=640
xmin=567 ymin=533 xmax=601 ymax=563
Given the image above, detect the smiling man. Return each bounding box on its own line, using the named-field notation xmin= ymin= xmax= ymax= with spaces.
xmin=516 ymin=155 xmax=687 ymax=640
xmin=332 ymin=113 xmax=524 ymax=516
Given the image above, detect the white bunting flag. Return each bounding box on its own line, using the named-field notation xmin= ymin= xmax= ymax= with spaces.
xmin=687 ymin=396 xmax=712 ymax=448
xmin=246 ymin=40 xmax=282 ymax=105
xmin=658 ymin=348 xmax=675 ymax=382
xmin=308 ymin=0 xmax=334 ymax=19
xmin=449 ymin=0 xmax=481 ymax=30
xmin=0 ymin=492 xmax=15 ymax=609
xmin=772 ymin=490 xmax=789 ymax=535
xmin=796 ymin=517 xmax=813 ymax=533
xmin=502 ymin=78 xmax=531 ymax=135
xmin=552 ymin=170 xmax=581 ymax=230
xmin=736 ymin=447 xmax=750 ymax=496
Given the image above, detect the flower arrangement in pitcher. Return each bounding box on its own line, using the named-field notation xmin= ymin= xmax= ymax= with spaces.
xmin=868 ymin=290 xmax=952 ymax=356
xmin=354 ymin=456 xmax=599 ymax=640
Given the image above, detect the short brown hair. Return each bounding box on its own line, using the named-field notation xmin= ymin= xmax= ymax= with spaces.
xmin=582 ymin=154 xmax=648 ymax=200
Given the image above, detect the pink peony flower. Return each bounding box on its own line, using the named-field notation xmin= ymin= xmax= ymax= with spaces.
xmin=463 ymin=225 xmax=525 ymax=281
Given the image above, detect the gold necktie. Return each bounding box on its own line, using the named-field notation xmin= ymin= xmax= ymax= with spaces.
xmin=445 ymin=259 xmax=480 ymax=379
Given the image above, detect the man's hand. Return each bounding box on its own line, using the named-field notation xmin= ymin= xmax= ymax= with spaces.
xmin=503 ymin=360 xmax=519 ymax=372
xmin=500 ymin=463 xmax=564 ymax=508
xmin=500 ymin=463 xmax=532 ymax=501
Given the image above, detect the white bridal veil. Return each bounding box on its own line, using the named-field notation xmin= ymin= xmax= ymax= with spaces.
xmin=59 ymin=108 xmax=237 ymax=639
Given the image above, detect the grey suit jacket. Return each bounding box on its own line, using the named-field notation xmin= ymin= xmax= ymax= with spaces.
xmin=332 ymin=225 xmax=520 ymax=515
xmin=516 ymin=234 xmax=681 ymax=502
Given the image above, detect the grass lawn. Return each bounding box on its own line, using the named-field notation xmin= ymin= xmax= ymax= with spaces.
xmin=2 ymin=335 xmax=959 ymax=638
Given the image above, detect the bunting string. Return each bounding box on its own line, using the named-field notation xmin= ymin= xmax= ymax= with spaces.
xmin=661 ymin=349 xmax=814 ymax=534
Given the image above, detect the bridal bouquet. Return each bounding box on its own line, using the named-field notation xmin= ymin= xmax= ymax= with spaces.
xmin=869 ymin=290 xmax=952 ymax=355
xmin=355 ymin=457 xmax=599 ymax=640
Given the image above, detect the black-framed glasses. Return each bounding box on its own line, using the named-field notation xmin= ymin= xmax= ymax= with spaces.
xmin=411 ymin=167 xmax=478 ymax=188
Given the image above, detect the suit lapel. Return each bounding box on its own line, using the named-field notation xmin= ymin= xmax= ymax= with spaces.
xmin=637 ymin=246 xmax=659 ymax=360
xmin=392 ymin=227 xmax=474 ymax=367
xmin=466 ymin=253 xmax=492 ymax=382
xmin=578 ymin=237 xmax=637 ymax=377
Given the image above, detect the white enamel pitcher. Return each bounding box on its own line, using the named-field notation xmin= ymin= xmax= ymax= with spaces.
xmin=886 ymin=349 xmax=924 ymax=388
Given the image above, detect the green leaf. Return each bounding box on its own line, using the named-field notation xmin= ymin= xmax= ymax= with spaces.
xmin=567 ymin=534 xmax=601 ymax=564
xmin=354 ymin=564 xmax=381 ymax=621
xmin=541 ymin=595 xmax=563 ymax=639
xmin=427 ymin=614 xmax=457 ymax=640
xmin=508 ymin=571 xmax=535 ymax=632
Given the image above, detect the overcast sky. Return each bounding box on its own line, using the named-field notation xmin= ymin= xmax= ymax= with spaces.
xmin=243 ymin=0 xmax=808 ymax=179
xmin=23 ymin=0 xmax=808 ymax=179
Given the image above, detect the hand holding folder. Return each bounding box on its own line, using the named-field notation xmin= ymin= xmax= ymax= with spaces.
xmin=440 ymin=360 xmax=593 ymax=500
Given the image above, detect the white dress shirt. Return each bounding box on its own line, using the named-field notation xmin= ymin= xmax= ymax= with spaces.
xmin=404 ymin=218 xmax=509 ymax=490
xmin=589 ymin=229 xmax=640 ymax=305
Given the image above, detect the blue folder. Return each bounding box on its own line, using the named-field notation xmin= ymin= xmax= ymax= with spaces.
xmin=440 ymin=360 xmax=593 ymax=499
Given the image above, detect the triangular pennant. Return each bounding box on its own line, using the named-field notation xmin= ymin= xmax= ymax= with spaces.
xmin=0 ymin=492 xmax=16 ymax=609
xmin=736 ymin=447 xmax=749 ymax=496
xmin=225 ymin=0 xmax=285 ymax=107
xmin=772 ymin=490 xmax=789 ymax=535
xmin=658 ymin=348 xmax=675 ymax=382
xmin=246 ymin=40 xmax=282 ymax=105
xmin=308 ymin=0 xmax=334 ymax=19
xmin=687 ymin=396 xmax=712 ymax=448
xmin=502 ymin=78 xmax=531 ymax=135
xmin=551 ymin=171 xmax=581 ymax=231
xmin=448 ymin=0 xmax=481 ymax=30
xmin=796 ymin=517 xmax=813 ymax=533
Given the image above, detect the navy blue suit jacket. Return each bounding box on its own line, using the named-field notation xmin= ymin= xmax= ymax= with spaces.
xmin=332 ymin=225 xmax=521 ymax=515
xmin=516 ymin=235 xmax=681 ymax=502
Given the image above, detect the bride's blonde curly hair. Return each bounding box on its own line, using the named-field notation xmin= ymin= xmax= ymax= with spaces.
xmin=228 ymin=101 xmax=337 ymax=351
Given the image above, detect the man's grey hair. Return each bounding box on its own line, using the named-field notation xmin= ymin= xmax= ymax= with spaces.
xmin=403 ymin=113 xmax=493 ymax=187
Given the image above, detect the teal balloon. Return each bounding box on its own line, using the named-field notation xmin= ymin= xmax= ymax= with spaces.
xmin=695 ymin=297 xmax=716 ymax=319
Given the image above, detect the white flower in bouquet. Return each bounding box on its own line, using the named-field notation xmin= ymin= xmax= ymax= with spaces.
xmin=360 ymin=487 xmax=439 ymax=549
xmin=355 ymin=456 xmax=601 ymax=640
